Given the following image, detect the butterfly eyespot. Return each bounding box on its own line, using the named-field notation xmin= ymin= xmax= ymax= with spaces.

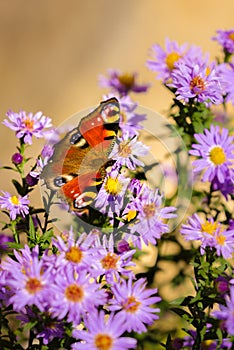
xmin=54 ymin=176 xmax=67 ymax=187
xmin=70 ymin=131 xmax=82 ymax=145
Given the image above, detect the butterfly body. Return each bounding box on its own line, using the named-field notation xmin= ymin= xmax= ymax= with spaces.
xmin=41 ymin=98 xmax=120 ymax=212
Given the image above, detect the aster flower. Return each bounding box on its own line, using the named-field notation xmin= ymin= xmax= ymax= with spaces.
xmin=169 ymin=60 xmax=223 ymax=106
xmin=212 ymin=29 xmax=234 ymax=54
xmin=147 ymin=38 xmax=188 ymax=82
xmin=94 ymin=169 xmax=131 ymax=216
xmin=181 ymin=214 xmax=234 ymax=258
xmin=0 ymin=233 xmax=13 ymax=255
xmin=3 ymin=110 xmax=52 ymax=144
xmin=212 ymin=286 xmax=234 ymax=335
xmin=217 ymin=58 xmax=234 ymax=104
xmin=2 ymin=245 xmax=53 ymax=312
xmin=49 ymin=265 xmax=106 ymax=325
xmin=99 ymin=69 xmax=150 ymax=95
xmin=211 ymin=168 xmax=234 ymax=199
xmin=0 ymin=191 xmax=29 ymax=220
xmin=52 ymin=228 xmax=98 ymax=272
xmin=110 ymin=133 xmax=150 ymax=170
xmin=109 ymin=277 xmax=161 ymax=333
xmin=189 ymin=125 xmax=234 ymax=183
xmin=126 ymin=185 xmax=176 ymax=246
xmin=72 ymin=310 xmax=137 ymax=350
xmin=92 ymin=234 xmax=135 ymax=282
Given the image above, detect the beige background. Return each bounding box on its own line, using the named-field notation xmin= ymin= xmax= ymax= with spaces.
xmin=0 ymin=0 xmax=234 ymax=193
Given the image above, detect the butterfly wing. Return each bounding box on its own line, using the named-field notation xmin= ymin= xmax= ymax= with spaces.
xmin=41 ymin=98 xmax=120 ymax=211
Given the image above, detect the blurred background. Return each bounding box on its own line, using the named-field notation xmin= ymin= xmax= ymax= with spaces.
xmin=0 ymin=0 xmax=234 ymax=177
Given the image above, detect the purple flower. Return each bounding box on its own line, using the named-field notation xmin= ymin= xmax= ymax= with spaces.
xmin=72 ymin=310 xmax=137 ymax=350
xmin=0 ymin=191 xmax=29 ymax=220
xmin=2 ymin=245 xmax=53 ymax=312
xmin=212 ymin=29 xmax=234 ymax=54
xmin=25 ymin=173 xmax=39 ymax=186
xmin=11 ymin=152 xmax=23 ymax=165
xmin=215 ymin=276 xmax=230 ymax=296
xmin=169 ymin=60 xmax=223 ymax=106
xmin=92 ymin=234 xmax=135 ymax=283
xmin=0 ymin=233 xmax=13 ymax=254
xmin=147 ymin=38 xmax=188 ymax=82
xmin=52 ymin=228 xmax=97 ymax=272
xmin=189 ymin=125 xmax=234 ymax=183
xmin=49 ymin=265 xmax=106 ymax=325
xmin=109 ymin=277 xmax=161 ymax=333
xmin=218 ymin=58 xmax=234 ymax=104
xmin=181 ymin=214 xmax=234 ymax=258
xmin=3 ymin=110 xmax=52 ymax=144
xmin=31 ymin=144 xmax=54 ymax=178
xmin=211 ymin=168 xmax=234 ymax=199
xmin=126 ymin=185 xmax=176 ymax=247
xmin=212 ymin=286 xmax=234 ymax=335
xmin=94 ymin=169 xmax=131 ymax=215
xmin=110 ymin=133 xmax=149 ymax=170
xmin=99 ymin=69 xmax=150 ymax=95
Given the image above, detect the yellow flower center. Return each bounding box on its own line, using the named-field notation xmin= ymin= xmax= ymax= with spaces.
xmin=101 ymin=252 xmax=119 ymax=270
xmin=104 ymin=177 xmax=122 ymax=196
xmin=65 ymin=247 xmax=83 ymax=263
xmin=209 ymin=146 xmax=226 ymax=165
xmin=65 ymin=284 xmax=84 ymax=302
xmin=190 ymin=76 xmax=205 ymax=93
xmin=123 ymin=295 xmax=141 ymax=313
xmin=143 ymin=203 xmax=156 ymax=218
xmin=228 ymin=33 xmax=234 ymax=42
xmin=201 ymin=221 xmax=218 ymax=236
xmin=216 ymin=234 xmax=226 ymax=246
xmin=202 ymin=339 xmax=216 ymax=349
xmin=24 ymin=119 xmax=34 ymax=131
xmin=25 ymin=277 xmax=42 ymax=294
xmin=119 ymin=142 xmax=132 ymax=158
xmin=165 ymin=52 xmax=181 ymax=70
xmin=94 ymin=334 xmax=113 ymax=350
xmin=10 ymin=195 xmax=20 ymax=205
xmin=118 ymin=73 xmax=135 ymax=89
xmin=126 ymin=209 xmax=137 ymax=222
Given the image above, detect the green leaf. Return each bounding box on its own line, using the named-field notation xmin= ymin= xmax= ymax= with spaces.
xmin=12 ymin=179 xmax=25 ymax=196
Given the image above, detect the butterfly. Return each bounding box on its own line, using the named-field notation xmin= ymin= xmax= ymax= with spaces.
xmin=41 ymin=98 xmax=120 ymax=213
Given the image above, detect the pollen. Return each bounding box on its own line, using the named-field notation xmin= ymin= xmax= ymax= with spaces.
xmin=143 ymin=203 xmax=156 ymax=218
xmin=119 ymin=142 xmax=132 ymax=158
xmin=228 ymin=33 xmax=234 ymax=42
xmin=65 ymin=246 xmax=83 ymax=263
xmin=94 ymin=333 xmax=113 ymax=350
xmin=165 ymin=52 xmax=181 ymax=70
xmin=209 ymin=146 xmax=226 ymax=165
xmin=104 ymin=177 xmax=122 ymax=196
xmin=24 ymin=119 xmax=34 ymax=131
xmin=123 ymin=295 xmax=141 ymax=313
xmin=25 ymin=277 xmax=42 ymax=294
xmin=65 ymin=284 xmax=84 ymax=302
xmin=201 ymin=221 xmax=218 ymax=235
xmin=216 ymin=234 xmax=226 ymax=246
xmin=101 ymin=252 xmax=119 ymax=270
xmin=118 ymin=73 xmax=135 ymax=89
xmin=10 ymin=195 xmax=20 ymax=205
xmin=190 ymin=76 xmax=205 ymax=93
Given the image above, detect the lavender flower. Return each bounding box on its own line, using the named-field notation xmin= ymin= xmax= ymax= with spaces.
xmin=212 ymin=29 xmax=234 ymax=54
xmin=2 ymin=245 xmax=53 ymax=312
xmin=189 ymin=125 xmax=234 ymax=183
xmin=3 ymin=110 xmax=52 ymax=144
xmin=49 ymin=265 xmax=106 ymax=325
xmin=212 ymin=286 xmax=234 ymax=335
xmin=126 ymin=185 xmax=176 ymax=246
xmin=110 ymin=133 xmax=149 ymax=170
xmin=99 ymin=69 xmax=150 ymax=95
xmin=11 ymin=152 xmax=23 ymax=165
xmin=169 ymin=60 xmax=223 ymax=106
xmin=218 ymin=58 xmax=234 ymax=104
xmin=72 ymin=310 xmax=137 ymax=350
xmin=211 ymin=169 xmax=234 ymax=199
xmin=109 ymin=277 xmax=161 ymax=333
xmin=0 ymin=191 xmax=29 ymax=220
xmin=181 ymin=214 xmax=234 ymax=258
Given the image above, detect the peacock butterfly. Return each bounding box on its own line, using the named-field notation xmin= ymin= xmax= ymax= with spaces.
xmin=41 ymin=98 xmax=120 ymax=212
